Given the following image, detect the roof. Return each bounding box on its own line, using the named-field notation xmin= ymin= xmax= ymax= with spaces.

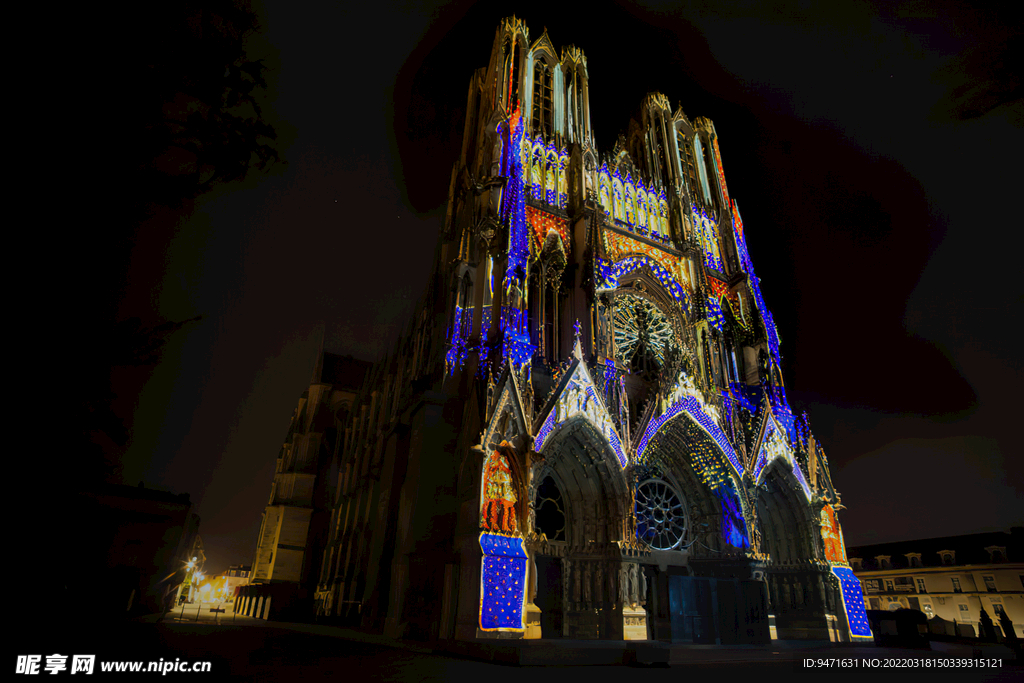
xmin=848 ymin=528 xmax=1023 ymax=570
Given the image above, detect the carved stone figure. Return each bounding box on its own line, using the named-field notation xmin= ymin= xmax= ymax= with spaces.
xmin=563 ymin=559 xmax=573 ymax=609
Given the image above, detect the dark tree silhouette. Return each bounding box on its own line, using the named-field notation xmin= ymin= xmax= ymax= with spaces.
xmin=129 ymin=1 xmax=281 ymax=215
xmin=64 ymin=1 xmax=282 ymax=491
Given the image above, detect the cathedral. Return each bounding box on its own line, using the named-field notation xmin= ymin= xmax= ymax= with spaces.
xmin=306 ymin=17 xmax=871 ymax=644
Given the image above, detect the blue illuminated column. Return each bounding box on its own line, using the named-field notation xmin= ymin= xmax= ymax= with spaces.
xmin=479 ymin=533 xmax=528 ymax=631
xmin=832 ymin=566 xmax=873 ymax=640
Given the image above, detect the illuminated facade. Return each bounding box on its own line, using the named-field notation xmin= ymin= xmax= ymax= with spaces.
xmin=314 ymin=18 xmax=870 ymax=644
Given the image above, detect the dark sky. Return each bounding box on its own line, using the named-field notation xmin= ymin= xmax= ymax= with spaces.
xmin=111 ymin=0 xmax=1020 ymax=573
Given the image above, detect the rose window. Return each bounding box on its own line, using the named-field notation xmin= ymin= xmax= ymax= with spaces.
xmin=635 ymin=478 xmax=688 ymax=550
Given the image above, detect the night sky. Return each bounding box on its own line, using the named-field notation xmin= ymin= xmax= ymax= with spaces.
xmin=101 ymin=1 xmax=1020 ymax=573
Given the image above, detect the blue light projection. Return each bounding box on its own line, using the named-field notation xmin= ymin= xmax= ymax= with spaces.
xmin=595 ymin=256 xmax=689 ymax=312
xmin=832 ymin=566 xmax=873 ymax=639
xmin=706 ymin=295 xmax=724 ymax=332
xmin=498 ymin=107 xmax=535 ymax=371
xmin=731 ymin=207 xmax=781 ymax=370
xmin=532 ymin=364 xmax=627 ymax=467
xmin=728 ymin=382 xmax=760 ymax=413
xmin=720 ymin=388 xmax=734 ymax=436
xmin=768 ymin=384 xmax=796 ymax=443
xmin=500 ymin=306 xmax=533 ymax=369
xmin=753 ymin=416 xmax=812 ymax=500
xmin=534 ymin=409 xmax=557 ymax=452
xmin=603 ymin=357 xmax=616 ymax=399
xmin=636 ymin=394 xmax=743 ymax=477
xmin=445 ymin=306 xmax=473 ymax=375
xmin=502 ymin=109 xmax=529 ymax=291
xmin=479 ymin=532 xmax=528 ymax=631
xmin=693 ymin=207 xmax=723 ymax=272
xmin=558 ymin=150 xmax=568 ymax=209
xmin=718 ymin=482 xmax=749 ymax=548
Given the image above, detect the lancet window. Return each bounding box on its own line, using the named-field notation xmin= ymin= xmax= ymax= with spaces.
xmin=532 ymin=58 xmax=553 ymax=138
xmin=612 ymin=174 xmax=625 ymax=222
xmin=694 ymin=136 xmax=713 ymax=206
xmin=678 ymin=130 xmax=698 ymax=201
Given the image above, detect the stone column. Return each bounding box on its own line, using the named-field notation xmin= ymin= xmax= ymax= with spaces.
xmin=524 ymin=552 xmax=542 ymax=639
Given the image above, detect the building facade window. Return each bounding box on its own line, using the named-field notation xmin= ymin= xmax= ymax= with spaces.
xmin=983 ymin=575 xmax=997 ymax=592
xmin=987 ymin=546 xmax=1006 ymax=562
xmin=694 ymin=136 xmax=713 ymax=206
xmin=885 ymin=579 xmax=894 ymax=592
xmin=916 ymin=578 xmax=927 ymax=594
xmin=532 ymin=60 xmax=553 ymax=138
xmin=951 ymin=577 xmax=962 ymax=593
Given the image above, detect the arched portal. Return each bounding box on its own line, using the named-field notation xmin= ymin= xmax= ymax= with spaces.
xmin=637 ymin=406 xmax=771 ymax=645
xmin=530 ymin=416 xmax=637 ymax=639
xmin=755 ymin=460 xmax=838 ymax=641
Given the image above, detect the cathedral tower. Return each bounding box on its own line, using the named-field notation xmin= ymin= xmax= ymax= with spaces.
xmin=313 ymin=17 xmax=871 ymax=645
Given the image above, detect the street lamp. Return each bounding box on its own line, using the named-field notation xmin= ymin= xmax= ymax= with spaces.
xmin=175 ymin=556 xmax=199 ymax=606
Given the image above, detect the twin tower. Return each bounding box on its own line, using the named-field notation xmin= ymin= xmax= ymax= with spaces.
xmin=257 ymin=16 xmax=871 ymax=645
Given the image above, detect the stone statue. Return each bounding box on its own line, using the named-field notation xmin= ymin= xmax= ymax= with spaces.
xmin=563 ymin=559 xmax=572 ymax=609
xmin=597 ymin=304 xmax=609 ymax=356
xmin=628 ymin=563 xmax=639 ymax=607
xmin=618 ymin=565 xmax=628 ymax=607
xmin=639 ymin=567 xmax=648 ymax=605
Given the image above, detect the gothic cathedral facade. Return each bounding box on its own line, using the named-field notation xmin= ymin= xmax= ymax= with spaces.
xmin=314 ymin=17 xmax=871 ymax=644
